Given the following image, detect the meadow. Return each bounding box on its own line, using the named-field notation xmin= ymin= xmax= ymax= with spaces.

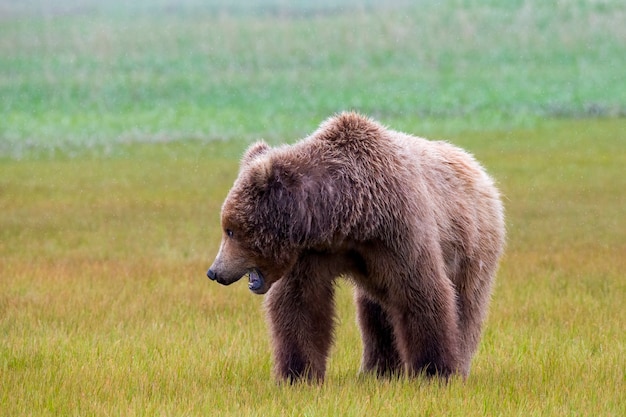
xmin=1 ymin=0 xmax=625 ymax=415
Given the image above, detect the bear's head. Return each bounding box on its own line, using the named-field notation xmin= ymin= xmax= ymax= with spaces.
xmin=207 ymin=140 xmax=322 ymax=295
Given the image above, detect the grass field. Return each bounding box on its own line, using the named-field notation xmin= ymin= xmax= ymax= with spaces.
xmin=1 ymin=0 xmax=625 ymax=416
xmin=2 ymin=0 xmax=626 ymax=158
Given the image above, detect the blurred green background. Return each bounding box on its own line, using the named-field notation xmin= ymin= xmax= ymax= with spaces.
xmin=2 ymin=0 xmax=625 ymax=157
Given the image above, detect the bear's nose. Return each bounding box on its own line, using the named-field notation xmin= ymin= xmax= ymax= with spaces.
xmin=207 ymin=268 xmax=217 ymax=281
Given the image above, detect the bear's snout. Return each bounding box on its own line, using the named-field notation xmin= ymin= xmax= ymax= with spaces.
xmin=206 ymin=268 xmax=217 ymax=281
xmin=206 ymin=261 xmax=246 ymax=287
xmin=206 ymin=266 xmax=235 ymax=285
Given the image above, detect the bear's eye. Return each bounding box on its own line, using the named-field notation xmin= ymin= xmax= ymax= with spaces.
xmin=226 ymin=229 xmax=234 ymax=238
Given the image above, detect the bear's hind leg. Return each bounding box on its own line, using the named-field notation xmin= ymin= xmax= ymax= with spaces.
xmin=389 ymin=273 xmax=462 ymax=379
xmin=264 ymin=255 xmax=337 ymax=383
xmin=355 ymin=288 xmax=403 ymax=377
xmin=453 ymin=256 xmax=498 ymax=377
xmin=391 ymin=306 xmax=461 ymax=378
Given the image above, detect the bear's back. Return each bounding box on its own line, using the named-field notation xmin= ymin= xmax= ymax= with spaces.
xmin=389 ymin=129 xmax=505 ymax=259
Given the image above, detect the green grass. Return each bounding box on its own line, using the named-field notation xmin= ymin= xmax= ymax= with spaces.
xmin=2 ymin=0 xmax=626 ymax=415
xmin=2 ymin=0 xmax=626 ymax=158
xmin=2 ymin=120 xmax=624 ymax=416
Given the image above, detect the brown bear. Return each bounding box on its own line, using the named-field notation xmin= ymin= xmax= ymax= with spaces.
xmin=207 ymin=112 xmax=505 ymax=383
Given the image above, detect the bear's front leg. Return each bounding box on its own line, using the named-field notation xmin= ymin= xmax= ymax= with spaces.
xmin=264 ymin=258 xmax=337 ymax=383
xmin=355 ymin=288 xmax=403 ymax=377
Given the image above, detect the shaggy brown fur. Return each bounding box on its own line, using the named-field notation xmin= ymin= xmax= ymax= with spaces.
xmin=207 ymin=112 xmax=505 ymax=383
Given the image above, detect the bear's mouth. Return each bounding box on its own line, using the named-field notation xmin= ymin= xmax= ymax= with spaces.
xmin=247 ymin=269 xmax=267 ymax=295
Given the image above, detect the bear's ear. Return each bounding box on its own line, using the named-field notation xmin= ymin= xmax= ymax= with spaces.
xmin=241 ymin=141 xmax=271 ymax=167
xmin=243 ymin=155 xmax=297 ymax=203
xmin=247 ymin=158 xmax=320 ymax=245
xmin=266 ymin=163 xmax=325 ymax=246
